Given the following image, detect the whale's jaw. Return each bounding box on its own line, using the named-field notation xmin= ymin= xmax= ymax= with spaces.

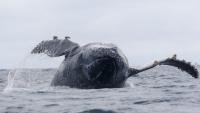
xmin=83 ymin=56 xmax=118 ymax=84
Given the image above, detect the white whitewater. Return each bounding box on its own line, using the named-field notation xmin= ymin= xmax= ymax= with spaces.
xmin=4 ymin=54 xmax=63 ymax=92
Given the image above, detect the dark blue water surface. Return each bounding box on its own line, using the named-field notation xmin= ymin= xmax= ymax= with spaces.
xmin=0 ymin=66 xmax=200 ymax=113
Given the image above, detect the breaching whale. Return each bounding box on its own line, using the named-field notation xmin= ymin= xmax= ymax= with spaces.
xmin=31 ymin=37 xmax=199 ymax=89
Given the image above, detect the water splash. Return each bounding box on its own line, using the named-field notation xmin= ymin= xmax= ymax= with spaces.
xmin=4 ymin=54 xmax=62 ymax=92
xmin=125 ymin=80 xmax=135 ymax=88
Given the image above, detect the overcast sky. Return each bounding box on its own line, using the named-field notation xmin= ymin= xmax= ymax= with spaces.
xmin=0 ymin=0 xmax=200 ymax=69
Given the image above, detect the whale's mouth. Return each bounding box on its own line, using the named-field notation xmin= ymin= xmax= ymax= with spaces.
xmin=83 ymin=57 xmax=118 ymax=83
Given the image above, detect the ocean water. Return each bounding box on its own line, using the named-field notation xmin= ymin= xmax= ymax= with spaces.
xmin=0 ymin=66 xmax=200 ymax=113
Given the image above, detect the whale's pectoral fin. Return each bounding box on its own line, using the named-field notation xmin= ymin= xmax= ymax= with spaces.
xmin=128 ymin=55 xmax=199 ymax=78
xmin=31 ymin=38 xmax=80 ymax=57
xmin=158 ymin=57 xmax=199 ymax=78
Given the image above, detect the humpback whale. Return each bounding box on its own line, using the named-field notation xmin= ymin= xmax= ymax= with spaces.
xmin=31 ymin=37 xmax=199 ymax=89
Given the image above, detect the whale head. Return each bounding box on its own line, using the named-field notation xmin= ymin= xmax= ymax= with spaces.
xmin=78 ymin=43 xmax=129 ymax=88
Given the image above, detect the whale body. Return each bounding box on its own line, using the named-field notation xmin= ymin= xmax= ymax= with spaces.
xmin=31 ymin=37 xmax=199 ymax=89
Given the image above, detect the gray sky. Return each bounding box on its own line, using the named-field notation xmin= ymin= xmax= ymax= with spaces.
xmin=0 ymin=0 xmax=200 ymax=69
